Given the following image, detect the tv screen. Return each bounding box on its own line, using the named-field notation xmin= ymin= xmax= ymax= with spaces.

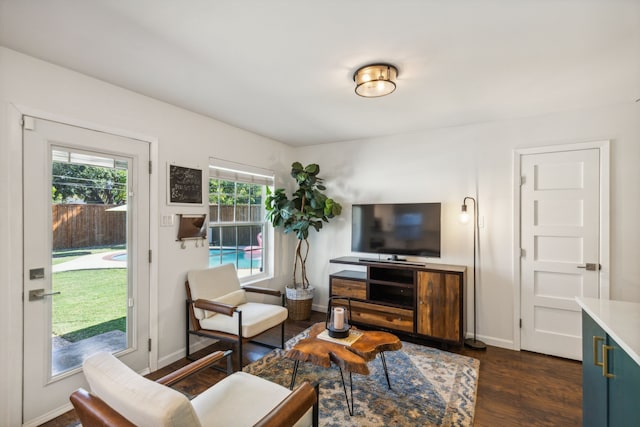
xmin=351 ymin=203 xmax=441 ymax=258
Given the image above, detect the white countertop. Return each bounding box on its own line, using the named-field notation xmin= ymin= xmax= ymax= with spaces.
xmin=577 ymin=297 xmax=640 ymax=367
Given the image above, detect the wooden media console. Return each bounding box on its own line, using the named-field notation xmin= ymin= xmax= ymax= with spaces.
xmin=329 ymin=257 xmax=466 ymax=346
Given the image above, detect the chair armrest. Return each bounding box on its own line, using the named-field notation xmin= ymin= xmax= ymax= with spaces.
xmin=70 ymin=388 xmax=136 ymax=427
xmin=156 ymin=350 xmax=231 ymax=387
xmin=254 ymin=381 xmax=318 ymax=427
xmin=192 ymin=299 xmax=237 ymax=316
xmin=243 ymin=285 xmax=283 ymax=297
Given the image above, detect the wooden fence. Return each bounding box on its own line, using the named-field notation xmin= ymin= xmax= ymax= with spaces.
xmin=53 ymin=204 xmax=264 ymax=250
xmin=53 ymin=204 xmax=126 ymax=250
xmin=209 ymin=204 xmax=263 ymax=247
xmin=209 ymin=204 xmax=263 ymax=223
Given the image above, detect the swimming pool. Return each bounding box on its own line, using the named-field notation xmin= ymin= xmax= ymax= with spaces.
xmin=110 ymin=253 xmax=127 ymax=262
xmin=209 ymin=247 xmax=262 ymax=270
xmin=110 ymin=249 xmax=261 ymax=270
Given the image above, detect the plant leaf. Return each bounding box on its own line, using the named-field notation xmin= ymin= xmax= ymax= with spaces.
xmin=304 ymin=164 xmax=319 ymax=175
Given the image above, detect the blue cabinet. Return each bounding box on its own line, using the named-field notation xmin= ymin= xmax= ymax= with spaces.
xmin=582 ymin=310 xmax=640 ymax=426
xmin=608 ymin=334 xmax=640 ymax=426
xmin=582 ymin=311 xmax=607 ymax=426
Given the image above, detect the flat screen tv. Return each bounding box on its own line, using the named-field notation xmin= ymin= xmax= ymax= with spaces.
xmin=351 ymin=203 xmax=441 ymax=259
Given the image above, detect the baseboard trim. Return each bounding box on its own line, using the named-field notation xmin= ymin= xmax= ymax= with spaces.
xmin=22 ymin=402 xmax=73 ymax=427
xmin=158 ymin=338 xmax=215 ymax=369
xmin=465 ymin=332 xmax=514 ymax=350
xmin=312 ymin=303 xmax=327 ymax=315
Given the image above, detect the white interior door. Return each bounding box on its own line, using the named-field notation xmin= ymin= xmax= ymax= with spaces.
xmin=22 ymin=117 xmax=150 ymax=425
xmin=520 ymin=148 xmax=600 ymax=360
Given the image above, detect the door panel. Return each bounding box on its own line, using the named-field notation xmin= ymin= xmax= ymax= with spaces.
xmin=22 ymin=117 xmax=150 ymax=424
xmin=521 ymin=149 xmax=600 ymax=360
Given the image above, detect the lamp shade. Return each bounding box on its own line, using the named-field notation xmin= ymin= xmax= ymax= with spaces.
xmin=459 ymin=204 xmax=471 ymax=224
xmin=353 ymin=64 xmax=398 ymax=97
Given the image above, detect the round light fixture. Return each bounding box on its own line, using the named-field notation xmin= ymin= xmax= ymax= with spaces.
xmin=353 ymin=64 xmax=398 ymax=98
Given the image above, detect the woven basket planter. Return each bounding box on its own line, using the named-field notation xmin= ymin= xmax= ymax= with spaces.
xmin=285 ymin=286 xmax=314 ymax=321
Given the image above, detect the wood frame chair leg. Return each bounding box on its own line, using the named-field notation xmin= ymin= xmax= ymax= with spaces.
xmin=281 ymin=320 xmax=285 ymax=349
xmin=185 ymin=300 xmax=192 ymax=359
xmin=226 ymin=352 xmax=233 ymax=374
xmin=281 ymin=293 xmax=286 ymax=349
xmin=236 ymin=309 xmax=243 ymax=371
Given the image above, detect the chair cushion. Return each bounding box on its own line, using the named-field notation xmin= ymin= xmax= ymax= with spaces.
xmin=191 ymin=372 xmax=312 ymax=427
xmin=211 ymin=290 xmax=247 ymax=314
xmin=188 ymin=264 xmax=244 ymax=320
xmin=83 ymin=352 xmax=201 ymax=427
xmin=199 ymin=302 xmax=288 ymax=338
xmin=193 ymin=289 xmax=249 ymax=319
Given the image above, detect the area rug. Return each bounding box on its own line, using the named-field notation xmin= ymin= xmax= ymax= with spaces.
xmin=244 ymin=329 xmax=480 ymax=426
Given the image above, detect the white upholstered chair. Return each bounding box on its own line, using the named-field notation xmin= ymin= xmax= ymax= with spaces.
xmin=185 ymin=263 xmax=288 ymax=369
xmin=70 ymin=350 xmax=318 ymax=427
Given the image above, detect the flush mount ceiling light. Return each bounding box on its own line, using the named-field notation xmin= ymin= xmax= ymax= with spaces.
xmin=353 ymin=64 xmax=398 ymax=98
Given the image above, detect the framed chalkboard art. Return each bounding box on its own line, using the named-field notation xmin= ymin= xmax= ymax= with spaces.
xmin=167 ymin=164 xmax=203 ymax=205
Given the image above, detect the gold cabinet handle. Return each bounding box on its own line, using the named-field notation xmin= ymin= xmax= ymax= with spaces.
xmin=593 ymin=336 xmax=604 ymax=367
xmin=602 ymin=345 xmax=615 ymax=378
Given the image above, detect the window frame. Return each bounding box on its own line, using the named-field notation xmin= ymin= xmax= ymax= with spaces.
xmin=208 ymin=159 xmax=274 ymax=283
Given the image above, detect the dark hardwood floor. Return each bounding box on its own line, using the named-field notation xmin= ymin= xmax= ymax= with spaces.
xmin=42 ymin=311 xmax=582 ymax=426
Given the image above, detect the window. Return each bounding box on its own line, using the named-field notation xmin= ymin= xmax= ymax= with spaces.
xmin=208 ymin=159 xmax=274 ymax=281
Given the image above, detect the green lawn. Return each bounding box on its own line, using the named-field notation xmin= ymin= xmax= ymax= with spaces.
xmin=52 ymin=268 xmax=127 ymax=342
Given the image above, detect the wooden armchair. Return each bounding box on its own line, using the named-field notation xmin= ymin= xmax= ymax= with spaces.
xmin=185 ymin=263 xmax=288 ymax=369
xmin=70 ymin=350 xmax=318 ymax=427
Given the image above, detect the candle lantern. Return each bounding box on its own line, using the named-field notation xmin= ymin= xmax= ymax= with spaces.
xmin=326 ymin=296 xmax=352 ymax=338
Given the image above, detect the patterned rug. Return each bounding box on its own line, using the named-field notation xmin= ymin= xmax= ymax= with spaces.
xmin=244 ymin=329 xmax=480 ymax=426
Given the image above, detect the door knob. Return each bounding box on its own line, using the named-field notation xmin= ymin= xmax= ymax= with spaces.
xmin=577 ymin=263 xmax=601 ymax=271
xmin=28 ymin=289 xmax=61 ymax=301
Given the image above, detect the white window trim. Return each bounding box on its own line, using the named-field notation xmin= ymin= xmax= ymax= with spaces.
xmin=208 ymin=159 xmax=274 ymax=284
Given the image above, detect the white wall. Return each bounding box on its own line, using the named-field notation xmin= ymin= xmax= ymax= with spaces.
xmin=0 ymin=47 xmax=294 ymax=425
xmin=295 ymin=101 xmax=640 ymax=348
xmin=1 ymin=44 xmax=638 ymax=425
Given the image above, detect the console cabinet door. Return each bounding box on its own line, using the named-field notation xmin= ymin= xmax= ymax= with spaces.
xmin=417 ymin=271 xmax=462 ymax=343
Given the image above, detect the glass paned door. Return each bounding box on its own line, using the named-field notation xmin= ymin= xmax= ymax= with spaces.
xmin=23 ymin=117 xmax=150 ymax=425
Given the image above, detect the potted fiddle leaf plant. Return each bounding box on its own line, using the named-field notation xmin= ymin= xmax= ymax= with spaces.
xmin=265 ymin=162 xmax=342 ymax=320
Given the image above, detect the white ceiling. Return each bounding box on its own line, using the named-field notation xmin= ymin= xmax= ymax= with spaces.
xmin=1 ymin=0 xmax=638 ymax=146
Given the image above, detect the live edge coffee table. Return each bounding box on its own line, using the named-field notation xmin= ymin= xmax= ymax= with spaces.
xmin=285 ymin=322 xmax=402 ymax=415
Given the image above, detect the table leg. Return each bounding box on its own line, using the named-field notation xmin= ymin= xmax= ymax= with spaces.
xmin=380 ymin=352 xmax=392 ymax=390
xmin=289 ymin=360 xmax=300 ymax=390
xmin=338 ymin=366 xmax=355 ymax=416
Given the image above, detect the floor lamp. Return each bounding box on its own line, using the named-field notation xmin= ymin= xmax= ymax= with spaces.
xmin=460 ymin=197 xmax=487 ymax=350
